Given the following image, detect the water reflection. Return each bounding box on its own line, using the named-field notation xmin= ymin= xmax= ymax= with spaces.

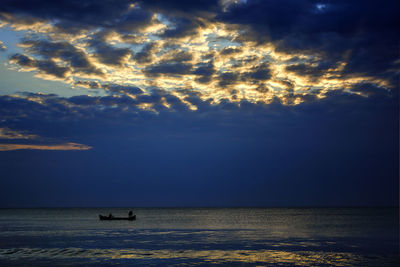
xmin=0 ymin=208 xmax=397 ymax=266
xmin=1 ymin=247 xmax=396 ymax=266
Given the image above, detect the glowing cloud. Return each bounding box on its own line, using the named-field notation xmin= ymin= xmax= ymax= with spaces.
xmin=0 ymin=0 xmax=397 ymax=106
xmin=0 ymin=142 xmax=92 ymax=151
xmin=0 ymin=127 xmax=39 ymax=140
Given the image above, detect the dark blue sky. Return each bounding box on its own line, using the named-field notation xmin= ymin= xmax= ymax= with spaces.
xmin=0 ymin=0 xmax=398 ymax=207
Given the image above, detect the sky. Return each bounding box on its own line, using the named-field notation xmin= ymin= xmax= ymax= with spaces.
xmin=0 ymin=0 xmax=398 ymax=207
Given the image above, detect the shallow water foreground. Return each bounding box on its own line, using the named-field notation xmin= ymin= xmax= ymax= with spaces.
xmin=0 ymin=208 xmax=398 ymax=266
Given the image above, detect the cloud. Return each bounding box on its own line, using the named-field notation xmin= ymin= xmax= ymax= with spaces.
xmin=105 ymin=84 xmax=144 ymax=95
xmin=0 ymin=41 xmax=7 ymax=51
xmin=242 ymin=62 xmax=271 ymax=81
xmin=144 ymin=62 xmax=193 ymax=76
xmin=88 ymin=32 xmax=132 ymax=66
xmin=159 ymin=17 xmax=203 ymax=39
xmin=0 ymin=142 xmax=91 ymax=151
xmin=113 ymin=6 xmax=156 ymax=33
xmin=19 ymin=39 xmax=104 ymax=76
xmin=162 ymin=50 xmax=193 ymax=63
xmin=285 ymin=61 xmax=336 ymax=82
xmin=9 ymin=53 xmax=70 ymax=79
xmin=132 ymin=42 xmax=159 ymax=64
xmin=192 ymin=62 xmax=216 ymax=84
xmin=1 ymin=83 xmax=395 ymax=135
xmin=220 ymin=47 xmax=242 ymax=56
xmin=219 ymin=0 xmax=399 ymax=87
xmin=218 ymin=72 xmax=240 ymax=87
xmin=0 ymin=0 xmax=133 ymax=32
xmin=0 ymin=0 xmax=397 ymax=105
xmin=9 ymin=53 xmax=35 ymax=67
xmin=0 ymin=125 xmax=91 ymax=152
xmin=74 ymin=80 xmax=102 ymax=89
xmin=0 ymin=127 xmax=39 ymax=140
xmin=91 ymin=41 xmax=132 ymax=66
xmin=74 ymin=81 xmax=144 ymax=95
xmin=137 ymin=0 xmax=220 ymax=17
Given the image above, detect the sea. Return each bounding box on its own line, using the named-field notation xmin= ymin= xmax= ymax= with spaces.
xmin=0 ymin=207 xmax=398 ymax=266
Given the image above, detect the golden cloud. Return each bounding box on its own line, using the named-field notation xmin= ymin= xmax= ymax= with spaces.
xmin=4 ymin=12 xmax=392 ymax=106
xmin=0 ymin=142 xmax=92 ymax=151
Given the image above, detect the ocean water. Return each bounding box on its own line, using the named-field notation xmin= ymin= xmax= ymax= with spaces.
xmin=0 ymin=208 xmax=398 ymax=266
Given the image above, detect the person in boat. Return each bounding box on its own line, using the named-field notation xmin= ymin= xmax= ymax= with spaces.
xmin=108 ymin=213 xmax=113 ymax=219
xmin=128 ymin=211 xmax=133 ymax=217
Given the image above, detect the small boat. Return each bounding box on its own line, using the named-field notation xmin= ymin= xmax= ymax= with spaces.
xmin=99 ymin=214 xmax=136 ymax=221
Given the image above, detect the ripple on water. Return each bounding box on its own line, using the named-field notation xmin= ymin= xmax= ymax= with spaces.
xmin=0 ymin=247 xmax=399 ymax=266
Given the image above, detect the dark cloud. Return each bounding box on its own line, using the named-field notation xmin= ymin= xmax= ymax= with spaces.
xmin=20 ymin=39 xmax=103 ymax=75
xmin=113 ymin=7 xmax=155 ymax=34
xmin=159 ymin=17 xmax=205 ymax=39
xmin=135 ymin=93 xmax=162 ymax=104
xmin=201 ymin=52 xmax=216 ymax=61
xmin=9 ymin=53 xmax=35 ymax=67
xmin=163 ymin=93 xmax=191 ymax=111
xmin=220 ymin=0 xmax=400 ymax=87
xmin=34 ymin=59 xmax=70 ymax=78
xmin=220 ymin=47 xmax=242 ymax=55
xmin=144 ymin=62 xmax=193 ymax=76
xmin=137 ymin=0 xmax=220 ymax=17
xmin=192 ymin=62 xmax=216 ymax=84
xmin=339 ymin=33 xmax=399 ymax=80
xmin=221 ymin=0 xmax=399 ymax=43
xmin=245 ymin=68 xmax=271 ymax=81
xmin=88 ymin=37 xmax=132 ymax=66
xmin=164 ymin=50 xmax=193 ymax=62
xmin=145 ymin=48 xmax=193 ymax=66
xmin=68 ymin=95 xmax=99 ymax=106
xmin=132 ymin=43 xmax=158 ymax=64
xmin=10 ymin=53 xmax=70 ymax=79
xmin=5 ymin=1 xmax=154 ymax=35
xmin=74 ymin=80 xmax=102 ymax=89
xmin=285 ymin=61 xmax=336 ymax=82
xmin=218 ymin=72 xmax=240 ymax=87
xmin=0 ymin=83 xmax=395 ymax=132
xmin=74 ymin=81 xmax=144 ymax=95
xmin=220 ymin=0 xmax=309 ymax=41
xmin=230 ymin=56 xmax=260 ymax=69
xmin=242 ymin=62 xmax=271 ymax=81
xmin=104 ymin=84 xmax=144 ymax=95
xmin=0 ymin=0 xmax=132 ymax=32
xmin=0 ymin=0 xmax=215 ymax=37
xmin=277 ymin=79 xmax=295 ymax=92
xmin=82 ymin=6 xmax=157 ymax=66
xmin=254 ymin=85 xmax=269 ymax=93
xmin=0 ymin=1 xmax=153 ymax=38
xmin=217 ymin=63 xmax=271 ymax=87
xmin=2 ymin=0 xmax=396 ymax=90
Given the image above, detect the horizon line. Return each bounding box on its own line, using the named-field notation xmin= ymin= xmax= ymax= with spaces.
xmin=0 ymin=205 xmax=398 ymax=209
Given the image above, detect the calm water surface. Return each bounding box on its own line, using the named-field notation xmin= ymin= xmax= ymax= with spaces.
xmin=0 ymin=208 xmax=398 ymax=266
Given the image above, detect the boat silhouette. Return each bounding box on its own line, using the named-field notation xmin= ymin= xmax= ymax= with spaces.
xmin=99 ymin=214 xmax=136 ymax=221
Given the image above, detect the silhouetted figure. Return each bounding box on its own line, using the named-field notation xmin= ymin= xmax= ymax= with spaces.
xmin=108 ymin=213 xmax=113 ymax=218
xmin=128 ymin=211 xmax=133 ymax=217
